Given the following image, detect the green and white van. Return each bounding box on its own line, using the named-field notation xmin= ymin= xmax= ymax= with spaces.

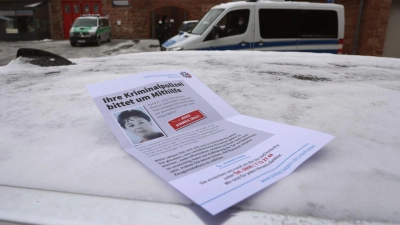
xmin=69 ymin=15 xmax=111 ymax=46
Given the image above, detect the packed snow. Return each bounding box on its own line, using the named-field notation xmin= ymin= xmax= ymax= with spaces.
xmin=0 ymin=50 xmax=399 ymax=224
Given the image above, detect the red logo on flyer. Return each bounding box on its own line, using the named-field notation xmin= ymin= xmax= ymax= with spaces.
xmin=168 ymin=110 xmax=206 ymax=130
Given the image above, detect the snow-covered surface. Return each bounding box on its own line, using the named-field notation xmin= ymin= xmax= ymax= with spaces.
xmin=0 ymin=39 xmax=160 ymax=67
xmin=1 ymin=49 xmax=400 ymax=224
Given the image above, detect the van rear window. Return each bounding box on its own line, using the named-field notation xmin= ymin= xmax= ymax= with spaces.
xmin=259 ymin=9 xmax=338 ymax=39
xmin=299 ymin=10 xmax=338 ymax=38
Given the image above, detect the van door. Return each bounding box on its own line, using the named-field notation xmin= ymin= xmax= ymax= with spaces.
xmin=254 ymin=4 xmax=299 ymax=52
xmin=297 ymin=5 xmax=342 ymax=54
xmin=99 ymin=18 xmax=111 ymax=41
xmin=210 ymin=8 xmax=254 ymax=51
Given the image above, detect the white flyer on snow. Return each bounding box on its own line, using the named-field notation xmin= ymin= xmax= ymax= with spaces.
xmin=87 ymin=70 xmax=334 ymax=215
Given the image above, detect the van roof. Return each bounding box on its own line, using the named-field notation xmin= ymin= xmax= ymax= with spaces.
xmin=215 ymin=0 xmax=343 ymax=9
xmin=79 ymin=14 xmax=109 ymax=19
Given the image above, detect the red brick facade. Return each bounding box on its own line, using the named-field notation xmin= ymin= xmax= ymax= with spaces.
xmin=48 ymin=0 xmax=63 ymax=40
xmin=356 ymin=0 xmax=392 ymax=56
xmin=101 ymin=0 xmax=225 ymax=39
xmin=47 ymin=0 xmax=393 ymax=56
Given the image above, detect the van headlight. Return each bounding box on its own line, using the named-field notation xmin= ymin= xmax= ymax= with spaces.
xmin=168 ymin=47 xmax=183 ymax=51
xmin=89 ymin=32 xmax=96 ymax=36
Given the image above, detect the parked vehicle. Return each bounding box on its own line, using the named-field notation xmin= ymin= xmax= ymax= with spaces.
xmin=178 ymin=20 xmax=198 ymax=34
xmin=69 ymin=14 xmax=111 ymax=46
xmin=162 ymin=0 xmax=344 ymax=54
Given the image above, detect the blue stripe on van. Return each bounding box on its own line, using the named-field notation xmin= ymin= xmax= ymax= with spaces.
xmin=253 ymin=39 xmax=338 ymax=49
xmin=297 ymin=39 xmax=339 ymax=45
xmin=254 ymin=40 xmax=297 ymax=48
xmin=190 ymin=39 xmax=339 ymax=53
xmin=211 ymin=42 xmax=252 ymax=51
xmin=192 ymin=47 xmax=212 ymax=51
xmin=298 ymin=49 xmax=338 ymax=54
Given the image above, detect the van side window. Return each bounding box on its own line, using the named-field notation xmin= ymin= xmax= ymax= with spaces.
xmin=299 ymin=10 xmax=338 ymax=38
xmin=259 ymin=9 xmax=298 ymax=39
xmin=216 ymin=9 xmax=250 ymax=38
xmin=259 ymin=9 xmax=338 ymax=39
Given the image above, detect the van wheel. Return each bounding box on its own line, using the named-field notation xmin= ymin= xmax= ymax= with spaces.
xmin=96 ymin=36 xmax=101 ymax=46
xmin=70 ymin=41 xmax=76 ymax=47
xmin=107 ymin=33 xmax=111 ymax=42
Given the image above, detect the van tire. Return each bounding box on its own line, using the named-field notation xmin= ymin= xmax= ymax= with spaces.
xmin=96 ymin=36 xmax=101 ymax=46
xmin=70 ymin=41 xmax=76 ymax=47
xmin=107 ymin=33 xmax=111 ymax=42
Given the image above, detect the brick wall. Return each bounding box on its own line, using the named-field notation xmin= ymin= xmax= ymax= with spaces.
xmin=103 ymin=0 xmax=134 ymax=39
xmin=337 ymin=0 xmax=362 ymax=55
xmin=49 ymin=0 xmax=63 ymax=40
xmin=127 ymin=0 xmax=227 ymax=39
xmin=49 ymin=0 xmax=225 ymax=39
xmin=357 ymin=0 xmax=392 ymax=56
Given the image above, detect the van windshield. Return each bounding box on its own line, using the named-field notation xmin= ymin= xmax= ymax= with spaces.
xmin=191 ymin=9 xmax=224 ymax=35
xmin=73 ymin=18 xmax=97 ymax=27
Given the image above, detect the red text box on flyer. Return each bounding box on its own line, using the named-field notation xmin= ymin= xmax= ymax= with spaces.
xmin=168 ymin=110 xmax=206 ymax=130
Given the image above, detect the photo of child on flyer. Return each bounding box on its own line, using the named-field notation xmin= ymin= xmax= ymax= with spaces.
xmin=116 ymin=106 xmax=165 ymax=144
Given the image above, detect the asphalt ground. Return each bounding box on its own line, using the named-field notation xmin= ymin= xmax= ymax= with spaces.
xmin=0 ymin=39 xmax=160 ymax=66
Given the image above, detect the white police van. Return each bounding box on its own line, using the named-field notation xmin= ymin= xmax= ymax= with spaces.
xmin=69 ymin=15 xmax=111 ymax=47
xmin=162 ymin=0 xmax=344 ymax=54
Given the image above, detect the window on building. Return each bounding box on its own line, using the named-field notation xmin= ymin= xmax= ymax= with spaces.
xmin=5 ymin=18 xmax=18 ymax=33
xmin=15 ymin=10 xmax=34 ymax=33
xmin=65 ymin=4 xmax=70 ymax=14
xmin=93 ymin=4 xmax=99 ymax=14
xmin=0 ymin=4 xmax=50 ymax=40
xmin=83 ymin=4 xmax=90 ymax=13
xmin=0 ymin=11 xmax=18 ymax=34
xmin=17 ymin=16 xmax=35 ymax=33
xmin=74 ymin=5 xmax=80 ymax=14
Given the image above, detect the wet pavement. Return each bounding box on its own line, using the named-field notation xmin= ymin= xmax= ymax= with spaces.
xmin=0 ymin=39 xmax=160 ymax=66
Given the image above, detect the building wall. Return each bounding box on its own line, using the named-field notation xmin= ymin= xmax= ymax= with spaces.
xmin=46 ymin=0 xmax=392 ymax=56
xmin=49 ymin=0 xmax=225 ymax=39
xmin=48 ymin=0 xmax=63 ymax=40
xmin=121 ymin=0 xmax=226 ymax=39
xmin=383 ymin=0 xmax=400 ymax=57
xmin=102 ymin=0 xmax=134 ymax=39
xmin=357 ymin=0 xmax=392 ymax=56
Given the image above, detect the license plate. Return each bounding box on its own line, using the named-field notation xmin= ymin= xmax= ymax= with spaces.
xmin=77 ymin=40 xmax=85 ymax=43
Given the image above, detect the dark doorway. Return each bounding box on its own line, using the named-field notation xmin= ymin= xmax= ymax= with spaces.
xmin=150 ymin=6 xmax=189 ymax=38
